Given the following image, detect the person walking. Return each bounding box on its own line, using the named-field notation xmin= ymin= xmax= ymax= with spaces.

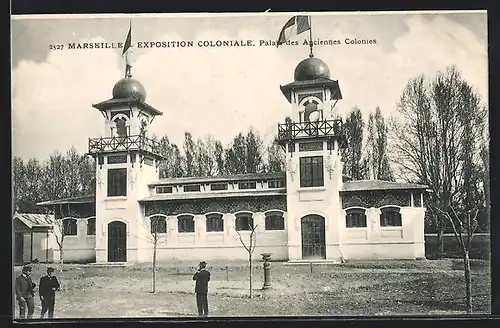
xmin=39 ymin=267 xmax=60 ymax=319
xmin=15 ymin=265 xmax=36 ymax=319
xmin=192 ymin=261 xmax=211 ymax=317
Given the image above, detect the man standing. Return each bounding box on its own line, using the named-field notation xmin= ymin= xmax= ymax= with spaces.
xmin=192 ymin=261 xmax=211 ymax=317
xmin=15 ymin=265 xmax=36 ymax=319
xmin=39 ymin=267 xmax=60 ymax=319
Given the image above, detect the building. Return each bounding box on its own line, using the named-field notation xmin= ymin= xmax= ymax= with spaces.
xmin=36 ymin=53 xmax=428 ymax=264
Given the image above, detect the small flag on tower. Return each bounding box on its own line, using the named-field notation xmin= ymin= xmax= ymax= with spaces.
xmin=277 ymin=15 xmax=311 ymax=47
xmin=122 ymin=22 xmax=132 ymax=56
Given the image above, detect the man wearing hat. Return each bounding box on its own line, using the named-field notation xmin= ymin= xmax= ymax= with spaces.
xmin=192 ymin=261 xmax=211 ymax=317
xmin=39 ymin=267 xmax=60 ymax=319
xmin=15 ymin=265 xmax=36 ymax=319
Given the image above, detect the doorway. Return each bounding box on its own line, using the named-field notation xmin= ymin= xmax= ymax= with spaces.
xmin=107 ymin=221 xmax=127 ymax=262
xmin=301 ymin=215 xmax=326 ymax=260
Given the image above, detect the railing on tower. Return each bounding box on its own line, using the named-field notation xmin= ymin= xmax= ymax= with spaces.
xmin=277 ymin=119 xmax=344 ymax=142
xmin=88 ymin=135 xmax=161 ymax=155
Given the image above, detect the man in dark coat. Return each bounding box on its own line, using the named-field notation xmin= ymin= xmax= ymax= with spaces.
xmin=39 ymin=267 xmax=60 ymax=319
xmin=15 ymin=265 xmax=36 ymax=319
xmin=192 ymin=261 xmax=211 ymax=317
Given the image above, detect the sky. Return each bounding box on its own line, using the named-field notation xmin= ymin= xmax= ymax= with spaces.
xmin=11 ymin=11 xmax=488 ymax=161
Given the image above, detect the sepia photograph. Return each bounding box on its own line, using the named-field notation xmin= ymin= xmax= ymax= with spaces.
xmin=11 ymin=10 xmax=490 ymax=319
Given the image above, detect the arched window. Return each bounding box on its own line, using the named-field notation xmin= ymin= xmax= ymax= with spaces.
xmin=87 ymin=218 xmax=96 ymax=235
xmin=62 ymin=218 xmax=78 ymax=236
xmin=345 ymin=208 xmax=367 ymax=228
xmin=235 ymin=213 xmax=254 ymax=231
xmin=380 ymin=207 xmax=402 ymax=227
xmin=178 ymin=215 xmax=195 ymax=233
xmin=114 ymin=117 xmax=128 ymax=137
xmin=206 ymin=213 xmax=224 ymax=232
xmin=150 ymin=216 xmax=167 ymax=234
xmin=265 ymin=211 xmax=285 ymax=230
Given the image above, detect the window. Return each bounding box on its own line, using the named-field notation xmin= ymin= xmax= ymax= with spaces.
xmin=156 ymin=186 xmax=173 ymax=194
xmin=184 ymin=184 xmax=201 ymax=192
xmin=238 ymin=181 xmax=256 ymax=190
xmin=235 ymin=213 xmax=254 ymax=231
xmin=268 ymin=180 xmax=285 ymax=188
xmin=62 ymin=218 xmax=77 ymax=236
xmin=345 ymin=209 xmax=367 ymax=228
xmin=380 ymin=207 xmax=402 ymax=227
xmin=178 ymin=215 xmax=195 ymax=233
xmin=206 ymin=214 xmax=224 ymax=232
xmin=210 ymin=183 xmax=228 ymax=191
xmin=87 ymin=218 xmax=96 ymax=235
xmin=107 ymin=168 xmax=127 ymax=197
xmin=114 ymin=117 xmax=128 ymax=137
xmin=299 ymin=156 xmax=324 ymax=187
xmin=150 ymin=216 xmax=167 ymax=233
xmin=265 ymin=212 xmax=285 ymax=230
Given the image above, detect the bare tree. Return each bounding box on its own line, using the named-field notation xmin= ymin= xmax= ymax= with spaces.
xmin=235 ymin=223 xmax=258 ymax=298
xmin=52 ymin=216 xmax=71 ymax=272
xmin=138 ymin=216 xmax=168 ymax=293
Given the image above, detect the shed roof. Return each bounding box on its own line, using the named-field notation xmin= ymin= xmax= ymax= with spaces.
xmin=14 ymin=213 xmax=55 ymax=228
xmin=37 ymin=195 xmax=95 ymax=206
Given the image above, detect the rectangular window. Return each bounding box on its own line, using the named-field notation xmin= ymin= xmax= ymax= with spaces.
xmin=265 ymin=215 xmax=285 ymax=230
xmin=235 ymin=215 xmax=254 ymax=231
xmin=210 ymin=183 xmax=228 ymax=191
xmin=238 ymin=181 xmax=257 ymax=190
xmin=178 ymin=216 xmax=195 ymax=233
xmin=156 ymin=186 xmax=173 ymax=194
xmin=107 ymin=168 xmax=127 ymax=197
xmin=87 ymin=218 xmax=96 ymax=235
xmin=206 ymin=214 xmax=224 ymax=232
xmin=299 ymin=156 xmax=324 ymax=187
xmin=380 ymin=209 xmax=402 ymax=227
xmin=268 ymin=180 xmax=285 ymax=188
xmin=346 ymin=212 xmax=367 ymax=228
xmin=63 ymin=219 xmax=78 ymax=236
xmin=184 ymin=184 xmax=201 ymax=192
xmin=151 ymin=217 xmax=167 ymax=233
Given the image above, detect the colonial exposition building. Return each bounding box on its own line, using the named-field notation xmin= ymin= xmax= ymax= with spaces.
xmin=15 ymin=53 xmax=429 ymax=264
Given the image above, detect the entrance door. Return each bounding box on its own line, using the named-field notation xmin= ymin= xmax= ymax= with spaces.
xmin=301 ymin=215 xmax=326 ymax=259
xmin=14 ymin=232 xmax=24 ymax=265
xmin=108 ymin=221 xmax=127 ymax=262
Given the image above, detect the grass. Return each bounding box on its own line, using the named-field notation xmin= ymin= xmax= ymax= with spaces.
xmin=425 ymin=234 xmax=490 ymax=260
xmin=13 ymin=258 xmax=491 ymax=319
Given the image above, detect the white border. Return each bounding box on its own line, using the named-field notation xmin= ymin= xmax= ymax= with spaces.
xmin=11 ymin=10 xmax=487 ymax=21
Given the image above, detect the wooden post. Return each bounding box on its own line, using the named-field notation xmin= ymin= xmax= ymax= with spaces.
xmin=30 ymin=231 xmax=34 ymax=262
xmin=46 ymin=229 xmax=49 ymax=263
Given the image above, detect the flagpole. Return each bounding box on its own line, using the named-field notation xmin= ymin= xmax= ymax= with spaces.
xmin=125 ymin=20 xmax=132 ymax=78
xmin=308 ymin=15 xmax=314 ymax=58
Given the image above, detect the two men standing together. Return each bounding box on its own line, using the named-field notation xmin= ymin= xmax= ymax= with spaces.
xmin=15 ymin=265 xmax=60 ymax=319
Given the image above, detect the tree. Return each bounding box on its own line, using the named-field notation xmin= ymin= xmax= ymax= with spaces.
xmin=141 ymin=216 xmax=168 ymax=293
xmin=365 ymin=107 xmax=394 ymax=181
xmin=52 ymin=215 xmax=73 ymax=272
xmin=245 ymin=128 xmax=264 ymax=174
xmin=391 ymin=66 xmax=487 ymax=311
xmin=183 ymin=132 xmax=197 ymax=177
xmin=342 ymin=106 xmax=366 ymax=180
xmin=224 ymin=133 xmax=246 ymax=174
xmin=265 ymin=137 xmax=285 ymax=173
xmin=235 ymin=223 xmax=258 ymax=299
xmin=214 ymin=140 xmax=225 ymax=175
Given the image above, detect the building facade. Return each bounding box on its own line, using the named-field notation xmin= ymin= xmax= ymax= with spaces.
xmin=36 ymin=55 xmax=428 ymax=264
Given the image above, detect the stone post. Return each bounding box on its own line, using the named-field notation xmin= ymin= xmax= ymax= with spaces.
xmin=261 ymin=253 xmax=272 ymax=290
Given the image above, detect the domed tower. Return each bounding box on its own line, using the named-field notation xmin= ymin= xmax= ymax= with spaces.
xmin=88 ymin=60 xmax=166 ymax=263
xmin=278 ymin=55 xmax=347 ymax=263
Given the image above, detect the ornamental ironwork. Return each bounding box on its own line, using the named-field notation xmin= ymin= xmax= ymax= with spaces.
xmin=298 ymin=92 xmax=323 ymax=104
xmin=277 ymin=119 xmax=343 ymax=143
xmin=88 ymin=134 xmax=163 ymax=157
xmin=341 ymin=191 xmax=411 ymax=209
xmin=108 ymin=154 xmax=128 ymax=164
xmin=144 ymin=195 xmax=287 ymax=217
xmin=298 ymin=141 xmax=323 ymax=152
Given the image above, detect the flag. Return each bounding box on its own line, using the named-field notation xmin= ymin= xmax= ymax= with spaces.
xmin=277 ymin=15 xmax=310 ymax=47
xmin=122 ymin=22 xmax=132 ymax=56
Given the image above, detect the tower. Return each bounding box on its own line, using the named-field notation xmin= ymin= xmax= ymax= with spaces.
xmin=88 ymin=64 xmax=165 ymax=263
xmin=277 ymin=55 xmax=347 ymax=262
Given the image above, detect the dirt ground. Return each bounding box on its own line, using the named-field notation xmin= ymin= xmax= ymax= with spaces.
xmin=12 ymin=259 xmax=491 ymax=319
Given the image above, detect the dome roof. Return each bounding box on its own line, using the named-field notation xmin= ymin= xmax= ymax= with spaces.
xmin=294 ymin=57 xmax=331 ymax=81
xmin=112 ymin=77 xmax=147 ymax=102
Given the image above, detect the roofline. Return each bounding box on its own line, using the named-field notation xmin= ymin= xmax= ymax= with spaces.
xmin=279 ymin=79 xmax=343 ymax=103
xmin=340 ymin=186 xmax=429 ymax=192
xmin=148 ymin=172 xmax=286 ymax=187
xmin=139 ymin=189 xmax=286 ymax=202
xmin=92 ymin=98 xmax=163 ymax=116
xmin=37 ymin=195 xmax=95 ymax=206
